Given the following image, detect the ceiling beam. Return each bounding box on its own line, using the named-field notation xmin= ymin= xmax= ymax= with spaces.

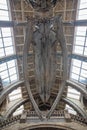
xmin=0 ymin=53 xmax=87 ymax=65
xmin=0 ymin=20 xmax=87 ymax=27
xmin=71 ymin=53 xmax=87 ymax=62
xmin=0 ymin=21 xmax=26 ymax=27
xmin=63 ymin=20 xmax=87 ymax=26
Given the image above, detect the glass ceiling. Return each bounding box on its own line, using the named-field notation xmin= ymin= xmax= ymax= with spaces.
xmin=0 ymin=0 xmax=24 ymax=116
xmin=66 ymin=0 xmax=87 ymax=114
xmin=71 ymin=0 xmax=87 ymax=85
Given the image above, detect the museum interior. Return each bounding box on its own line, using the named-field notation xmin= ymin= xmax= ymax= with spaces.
xmin=0 ymin=0 xmax=87 ymax=130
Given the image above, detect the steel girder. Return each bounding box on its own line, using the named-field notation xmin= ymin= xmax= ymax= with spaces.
xmin=0 ymin=53 xmax=87 ymax=65
xmin=0 ymin=20 xmax=87 ymax=27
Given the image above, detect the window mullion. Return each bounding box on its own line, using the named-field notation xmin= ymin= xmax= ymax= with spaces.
xmin=1 ymin=28 xmax=6 ymax=56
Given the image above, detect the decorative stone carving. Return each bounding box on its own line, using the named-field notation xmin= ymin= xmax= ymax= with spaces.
xmin=26 ymin=0 xmax=58 ymax=12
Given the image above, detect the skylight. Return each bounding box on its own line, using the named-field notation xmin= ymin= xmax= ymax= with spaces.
xmin=0 ymin=0 xmax=24 ymax=115
xmin=0 ymin=0 xmax=9 ymax=21
xmin=0 ymin=0 xmax=18 ymax=86
xmin=0 ymin=60 xmax=18 ymax=86
xmin=66 ymin=0 xmax=87 ymax=115
xmin=78 ymin=0 xmax=87 ymax=20
xmin=71 ymin=0 xmax=87 ymax=85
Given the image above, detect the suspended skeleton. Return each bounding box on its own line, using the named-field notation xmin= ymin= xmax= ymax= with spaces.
xmin=23 ymin=0 xmax=68 ymax=120
xmin=33 ymin=19 xmax=57 ymax=102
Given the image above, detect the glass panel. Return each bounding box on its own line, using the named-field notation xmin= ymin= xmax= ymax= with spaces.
xmin=0 ymin=38 xmax=3 ymax=47
xmin=70 ymin=0 xmax=87 ymax=87
xmin=76 ymin=27 xmax=87 ymax=36
xmin=80 ymin=69 xmax=87 ymax=78
xmin=80 ymin=0 xmax=87 ymax=4
xmin=0 ymin=29 xmax=1 ymax=37
xmin=0 ymin=16 xmax=9 ymax=21
xmin=3 ymin=37 xmax=13 ymax=47
xmin=86 ymin=37 xmax=87 ymax=46
xmin=79 ymin=2 xmax=87 ymax=9
xmin=0 ymin=1 xmax=9 ymax=21
xmin=0 ymin=4 xmax=8 ymax=10
xmin=71 ymin=73 xmax=79 ymax=81
xmin=78 ymin=12 xmax=87 ymax=20
xmin=0 ymin=1 xmax=18 ymax=90
xmin=0 ymin=70 xmax=8 ymax=79
xmin=0 ymin=0 xmax=19 ymax=100
xmin=10 ymin=74 xmax=17 ymax=82
xmin=75 ymin=36 xmax=85 ymax=46
xmin=82 ymin=62 xmax=87 ymax=70
xmin=7 ymin=60 xmax=15 ymax=68
xmin=72 ymin=66 xmax=80 ymax=75
xmin=0 ymin=0 xmax=7 ymax=4
xmin=74 ymin=45 xmax=84 ymax=54
xmin=0 ymin=10 xmax=9 ymax=17
xmin=0 ymin=63 xmax=7 ymax=71
xmin=2 ymin=78 xmax=10 ymax=86
xmin=1 ymin=28 xmax=11 ymax=37
xmin=84 ymin=47 xmax=87 ymax=56
xmin=0 ymin=10 xmax=9 ymax=21
xmin=72 ymin=59 xmax=81 ymax=67
xmin=9 ymin=67 xmax=16 ymax=76
xmin=79 ymin=76 xmax=87 ymax=84
xmin=78 ymin=9 xmax=87 ymax=16
xmin=0 ymin=48 xmax=5 ymax=57
xmin=5 ymin=46 xmax=14 ymax=55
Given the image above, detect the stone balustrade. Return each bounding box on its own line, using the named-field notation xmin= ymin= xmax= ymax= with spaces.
xmin=0 ymin=115 xmax=21 ymax=128
xmin=0 ymin=110 xmax=87 ymax=129
xmin=70 ymin=114 xmax=87 ymax=125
